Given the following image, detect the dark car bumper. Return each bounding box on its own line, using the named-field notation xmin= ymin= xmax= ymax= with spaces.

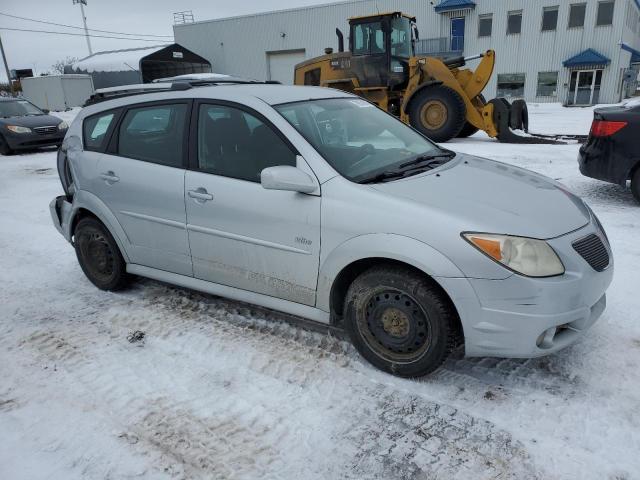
xmin=578 ymin=140 xmax=635 ymax=186
xmin=4 ymin=130 xmax=65 ymax=150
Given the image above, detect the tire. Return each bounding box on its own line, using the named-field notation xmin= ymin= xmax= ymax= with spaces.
xmin=0 ymin=135 xmax=13 ymax=156
xmin=456 ymin=94 xmax=486 ymax=138
xmin=74 ymin=217 xmax=129 ymax=291
xmin=456 ymin=122 xmax=479 ymax=138
xmin=344 ymin=265 xmax=458 ymax=377
xmin=632 ymin=167 xmax=640 ymax=204
xmin=408 ymin=85 xmax=466 ymax=142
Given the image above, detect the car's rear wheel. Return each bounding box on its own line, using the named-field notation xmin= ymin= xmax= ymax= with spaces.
xmin=74 ymin=217 xmax=129 ymax=291
xmin=0 ymin=135 xmax=13 ymax=156
xmin=344 ymin=265 xmax=457 ymax=377
xmin=632 ymin=167 xmax=640 ymax=204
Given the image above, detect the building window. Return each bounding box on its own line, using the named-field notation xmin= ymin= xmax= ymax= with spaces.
xmin=596 ymin=1 xmax=615 ymax=26
xmin=568 ymin=3 xmax=587 ymax=28
xmin=537 ymin=71 xmax=559 ymax=96
xmin=542 ymin=6 xmax=559 ymax=31
xmin=507 ymin=11 xmax=523 ymax=34
xmin=497 ymin=73 xmax=526 ymax=98
xmin=478 ymin=14 xmax=493 ymax=37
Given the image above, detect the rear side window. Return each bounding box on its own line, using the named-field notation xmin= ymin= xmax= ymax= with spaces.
xmin=118 ymin=103 xmax=187 ymax=167
xmin=83 ymin=112 xmax=115 ymax=151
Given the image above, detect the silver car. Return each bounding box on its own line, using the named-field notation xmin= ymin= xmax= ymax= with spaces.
xmin=50 ymin=82 xmax=613 ymax=377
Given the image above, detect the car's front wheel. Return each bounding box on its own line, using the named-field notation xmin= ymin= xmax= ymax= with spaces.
xmin=0 ymin=135 xmax=13 ymax=156
xmin=344 ymin=265 xmax=458 ymax=377
xmin=74 ymin=217 xmax=129 ymax=291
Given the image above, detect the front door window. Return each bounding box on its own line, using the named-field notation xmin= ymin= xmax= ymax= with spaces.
xmin=568 ymin=69 xmax=603 ymax=105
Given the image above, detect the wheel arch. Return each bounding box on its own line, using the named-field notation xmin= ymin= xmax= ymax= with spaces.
xmin=317 ymin=234 xmax=467 ymax=338
xmin=328 ymin=257 xmax=465 ymax=346
xmin=68 ymin=190 xmax=131 ymax=263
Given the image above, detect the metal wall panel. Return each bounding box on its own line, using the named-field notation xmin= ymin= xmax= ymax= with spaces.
xmin=174 ymin=0 xmax=640 ymax=104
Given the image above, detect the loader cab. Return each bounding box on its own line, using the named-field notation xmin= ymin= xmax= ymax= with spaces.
xmin=348 ymin=12 xmax=417 ymax=89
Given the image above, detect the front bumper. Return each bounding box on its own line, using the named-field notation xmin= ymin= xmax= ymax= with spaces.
xmin=5 ymin=130 xmax=65 ymax=150
xmin=441 ymin=219 xmax=613 ymax=358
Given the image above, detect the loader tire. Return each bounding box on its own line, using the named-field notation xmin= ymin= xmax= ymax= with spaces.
xmin=408 ymin=85 xmax=466 ymax=142
xmin=457 ymin=94 xmax=486 ymax=138
xmin=456 ymin=122 xmax=479 ymax=138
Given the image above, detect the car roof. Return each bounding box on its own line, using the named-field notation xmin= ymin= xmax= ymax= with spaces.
xmin=89 ymin=83 xmax=354 ymax=110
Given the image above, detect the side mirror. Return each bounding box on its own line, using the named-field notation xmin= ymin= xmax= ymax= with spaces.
xmin=261 ymin=165 xmax=317 ymax=194
xmin=42 ymin=109 xmax=50 ymax=114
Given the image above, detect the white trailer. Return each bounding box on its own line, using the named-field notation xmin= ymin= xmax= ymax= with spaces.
xmin=21 ymin=74 xmax=94 ymax=111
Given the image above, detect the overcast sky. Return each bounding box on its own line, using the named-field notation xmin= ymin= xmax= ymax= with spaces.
xmin=0 ymin=0 xmax=340 ymax=82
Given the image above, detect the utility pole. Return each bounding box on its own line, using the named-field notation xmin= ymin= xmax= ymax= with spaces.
xmin=0 ymin=34 xmax=14 ymax=95
xmin=73 ymin=0 xmax=92 ymax=55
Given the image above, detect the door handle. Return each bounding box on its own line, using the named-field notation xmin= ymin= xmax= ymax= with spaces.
xmin=100 ymin=171 xmax=119 ymax=184
xmin=188 ymin=188 xmax=214 ymax=202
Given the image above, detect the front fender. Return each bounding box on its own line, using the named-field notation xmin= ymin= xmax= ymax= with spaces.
xmin=316 ymin=233 xmax=465 ymax=312
xmin=66 ymin=189 xmax=132 ymax=263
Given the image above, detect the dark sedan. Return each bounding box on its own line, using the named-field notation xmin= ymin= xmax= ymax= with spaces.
xmin=0 ymin=98 xmax=67 ymax=155
xmin=578 ymin=100 xmax=640 ymax=203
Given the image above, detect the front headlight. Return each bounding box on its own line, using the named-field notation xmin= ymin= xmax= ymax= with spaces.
xmin=462 ymin=233 xmax=565 ymax=277
xmin=6 ymin=125 xmax=32 ymax=134
xmin=58 ymin=121 xmax=69 ymax=131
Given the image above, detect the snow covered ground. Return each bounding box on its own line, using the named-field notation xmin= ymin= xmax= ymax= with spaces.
xmin=1 ymin=104 xmax=639 ymax=480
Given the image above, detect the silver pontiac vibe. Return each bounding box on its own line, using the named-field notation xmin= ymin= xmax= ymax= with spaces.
xmin=50 ymin=83 xmax=613 ymax=377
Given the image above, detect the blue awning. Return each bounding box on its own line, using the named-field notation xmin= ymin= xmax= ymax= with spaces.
xmin=621 ymin=43 xmax=640 ymax=63
xmin=434 ymin=0 xmax=476 ymax=13
xmin=563 ymin=49 xmax=611 ymax=68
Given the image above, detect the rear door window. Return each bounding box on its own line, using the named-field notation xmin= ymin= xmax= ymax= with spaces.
xmin=117 ymin=103 xmax=188 ymax=167
xmin=83 ymin=112 xmax=116 ymax=151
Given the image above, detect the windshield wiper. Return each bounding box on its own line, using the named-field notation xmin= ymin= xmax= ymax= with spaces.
xmin=359 ymin=170 xmax=407 ymax=184
xmin=398 ymin=151 xmax=456 ymax=170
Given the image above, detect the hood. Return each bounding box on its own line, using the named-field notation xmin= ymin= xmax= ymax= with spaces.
xmin=371 ymin=154 xmax=590 ymax=239
xmin=0 ymin=114 xmax=64 ymax=128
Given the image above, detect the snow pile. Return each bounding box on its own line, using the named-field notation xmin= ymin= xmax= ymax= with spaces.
xmin=71 ymin=45 xmax=166 ymax=73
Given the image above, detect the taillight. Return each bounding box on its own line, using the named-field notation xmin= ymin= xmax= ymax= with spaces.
xmin=590 ymin=120 xmax=627 ymax=137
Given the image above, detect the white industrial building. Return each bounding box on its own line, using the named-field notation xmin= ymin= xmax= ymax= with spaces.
xmin=174 ymin=0 xmax=640 ymax=105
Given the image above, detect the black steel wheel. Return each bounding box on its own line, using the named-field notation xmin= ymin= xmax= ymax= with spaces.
xmin=74 ymin=217 xmax=129 ymax=291
xmin=344 ymin=265 xmax=459 ymax=377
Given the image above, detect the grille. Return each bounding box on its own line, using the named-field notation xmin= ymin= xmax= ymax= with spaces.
xmin=33 ymin=125 xmax=58 ymax=135
xmin=572 ymin=234 xmax=609 ymax=272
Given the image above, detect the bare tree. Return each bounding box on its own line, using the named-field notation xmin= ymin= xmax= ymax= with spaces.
xmin=51 ymin=56 xmax=79 ymax=75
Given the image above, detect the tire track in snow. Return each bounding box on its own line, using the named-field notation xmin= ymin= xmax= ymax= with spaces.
xmin=3 ymin=277 xmax=543 ymax=479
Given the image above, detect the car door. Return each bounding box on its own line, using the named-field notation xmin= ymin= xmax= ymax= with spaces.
xmin=92 ymin=100 xmax=192 ymax=276
xmin=184 ymin=100 xmax=321 ymax=306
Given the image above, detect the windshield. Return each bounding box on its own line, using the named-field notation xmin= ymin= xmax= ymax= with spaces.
xmin=275 ymin=98 xmax=445 ymax=182
xmin=0 ymin=100 xmax=44 ymax=118
xmin=391 ymin=17 xmax=412 ymax=58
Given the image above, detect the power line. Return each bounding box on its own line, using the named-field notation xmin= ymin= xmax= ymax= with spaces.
xmin=0 ymin=11 xmax=173 ymax=38
xmin=0 ymin=26 xmax=173 ymax=43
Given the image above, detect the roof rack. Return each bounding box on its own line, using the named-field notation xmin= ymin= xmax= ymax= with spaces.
xmin=84 ymin=78 xmax=282 ymax=106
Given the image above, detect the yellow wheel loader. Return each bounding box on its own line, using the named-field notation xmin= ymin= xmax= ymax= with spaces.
xmin=293 ymin=12 xmax=531 ymax=143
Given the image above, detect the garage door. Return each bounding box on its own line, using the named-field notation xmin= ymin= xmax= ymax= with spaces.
xmin=267 ymin=50 xmax=306 ymax=85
